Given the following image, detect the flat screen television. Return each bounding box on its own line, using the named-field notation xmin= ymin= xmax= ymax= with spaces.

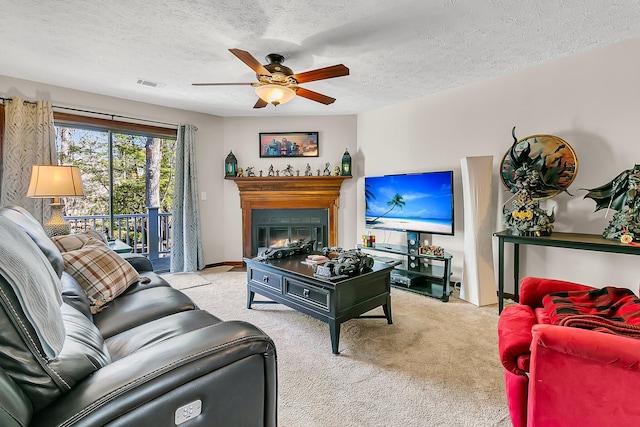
xmin=365 ymin=170 xmax=454 ymax=236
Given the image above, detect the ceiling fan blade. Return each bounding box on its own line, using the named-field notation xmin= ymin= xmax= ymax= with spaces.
xmin=191 ymin=82 xmax=253 ymax=86
xmin=254 ymin=98 xmax=268 ymax=109
xmin=229 ymin=48 xmax=272 ymax=76
xmin=294 ymin=87 xmax=336 ymax=105
xmin=293 ymin=64 xmax=349 ymax=84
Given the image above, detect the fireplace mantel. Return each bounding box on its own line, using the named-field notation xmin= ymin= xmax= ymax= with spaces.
xmin=227 ymin=176 xmax=351 ymax=258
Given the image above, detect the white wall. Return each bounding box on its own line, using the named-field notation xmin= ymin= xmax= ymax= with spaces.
xmin=0 ymin=75 xmax=226 ymax=265
xmin=0 ymin=75 xmax=357 ymax=265
xmin=4 ymin=35 xmax=640 ymax=288
xmin=358 ymin=37 xmax=640 ymax=291
xmin=221 ymin=115 xmax=357 ymax=261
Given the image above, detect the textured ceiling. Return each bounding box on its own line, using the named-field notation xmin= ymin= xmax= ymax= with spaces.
xmin=2 ymin=0 xmax=640 ymax=117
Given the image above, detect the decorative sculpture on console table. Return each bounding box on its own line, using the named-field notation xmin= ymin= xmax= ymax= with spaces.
xmin=583 ymin=164 xmax=640 ymax=243
xmin=500 ymin=127 xmax=578 ymax=236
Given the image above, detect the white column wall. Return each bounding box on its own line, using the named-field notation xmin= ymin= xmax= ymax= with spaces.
xmin=358 ymin=37 xmax=640 ymax=292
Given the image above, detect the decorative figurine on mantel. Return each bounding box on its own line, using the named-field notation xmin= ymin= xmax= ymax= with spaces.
xmin=304 ymin=163 xmax=312 ymax=176
xmin=341 ymin=149 xmax=352 ymax=176
xmin=584 ymin=164 xmax=640 ymax=243
xmin=224 ymin=151 xmax=238 ymax=177
xmin=282 ymin=164 xmax=294 ymax=176
xmin=500 ymin=127 xmax=578 ymax=236
xmin=323 ymin=162 xmax=331 ymax=176
xmin=245 ymin=166 xmax=256 ymax=177
xmin=268 ymin=164 xmax=275 ymax=176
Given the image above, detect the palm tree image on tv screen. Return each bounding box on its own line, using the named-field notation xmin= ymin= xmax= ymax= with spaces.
xmin=364 ymin=171 xmax=454 ymax=236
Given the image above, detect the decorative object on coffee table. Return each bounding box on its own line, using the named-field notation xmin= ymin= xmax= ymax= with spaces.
xmin=313 ymin=248 xmax=374 ymax=280
xmin=257 ymin=238 xmax=316 ymax=260
xmin=583 ymin=164 xmax=640 ymax=242
xmin=500 ymin=127 xmax=578 ymax=236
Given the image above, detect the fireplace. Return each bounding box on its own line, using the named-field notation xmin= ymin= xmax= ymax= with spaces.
xmin=252 ymin=208 xmax=328 ymax=256
xmin=227 ymin=175 xmax=351 ymax=259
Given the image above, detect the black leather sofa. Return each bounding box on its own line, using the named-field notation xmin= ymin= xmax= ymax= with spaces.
xmin=0 ymin=206 xmax=277 ymax=427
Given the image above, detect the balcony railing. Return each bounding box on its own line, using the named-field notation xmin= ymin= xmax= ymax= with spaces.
xmin=65 ymin=207 xmax=171 ymax=260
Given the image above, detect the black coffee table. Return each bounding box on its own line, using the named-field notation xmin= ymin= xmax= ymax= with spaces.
xmin=244 ymin=254 xmax=393 ymax=354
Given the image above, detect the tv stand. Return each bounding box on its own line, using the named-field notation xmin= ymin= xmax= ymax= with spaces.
xmin=358 ymin=231 xmax=452 ymax=302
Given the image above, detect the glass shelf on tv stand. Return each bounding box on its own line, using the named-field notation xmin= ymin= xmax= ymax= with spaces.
xmin=357 ymin=243 xmax=452 ymax=302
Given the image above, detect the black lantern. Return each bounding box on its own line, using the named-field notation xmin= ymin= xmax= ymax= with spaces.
xmin=225 ymin=151 xmax=238 ymax=177
xmin=341 ymin=149 xmax=352 ymax=176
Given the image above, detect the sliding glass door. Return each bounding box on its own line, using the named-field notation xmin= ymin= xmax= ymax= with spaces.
xmin=54 ymin=123 xmax=175 ymax=254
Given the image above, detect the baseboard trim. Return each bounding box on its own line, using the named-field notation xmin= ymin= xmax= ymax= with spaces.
xmin=501 ymin=292 xmax=516 ymax=301
xmin=203 ymin=261 xmax=245 ymax=269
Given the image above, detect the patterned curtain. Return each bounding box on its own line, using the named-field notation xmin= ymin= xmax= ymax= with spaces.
xmin=0 ymin=97 xmax=57 ymax=223
xmin=170 ymin=124 xmax=204 ymax=272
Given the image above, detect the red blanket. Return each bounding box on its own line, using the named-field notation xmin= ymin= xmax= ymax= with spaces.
xmin=542 ymin=286 xmax=640 ymax=337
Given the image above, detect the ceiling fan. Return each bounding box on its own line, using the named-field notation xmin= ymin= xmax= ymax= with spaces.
xmin=192 ymin=48 xmax=350 ymax=108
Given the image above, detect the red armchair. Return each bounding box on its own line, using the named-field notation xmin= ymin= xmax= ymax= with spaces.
xmin=498 ymin=277 xmax=640 ymax=427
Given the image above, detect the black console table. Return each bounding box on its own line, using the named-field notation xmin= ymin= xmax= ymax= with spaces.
xmin=494 ymin=230 xmax=640 ymax=313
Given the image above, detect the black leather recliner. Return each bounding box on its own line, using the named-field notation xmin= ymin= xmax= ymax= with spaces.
xmin=0 ymin=206 xmax=277 ymax=427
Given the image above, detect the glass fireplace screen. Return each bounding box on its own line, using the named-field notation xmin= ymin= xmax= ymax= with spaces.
xmin=251 ymin=208 xmax=328 ymax=256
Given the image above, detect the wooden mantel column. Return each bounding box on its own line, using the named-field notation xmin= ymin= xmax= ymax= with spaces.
xmin=226 ymin=176 xmax=352 ymax=259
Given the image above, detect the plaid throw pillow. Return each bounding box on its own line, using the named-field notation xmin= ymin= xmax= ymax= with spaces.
xmin=60 ymin=238 xmax=139 ymax=313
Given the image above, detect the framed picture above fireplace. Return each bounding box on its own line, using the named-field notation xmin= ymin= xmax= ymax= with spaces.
xmin=259 ymin=132 xmax=319 ymax=157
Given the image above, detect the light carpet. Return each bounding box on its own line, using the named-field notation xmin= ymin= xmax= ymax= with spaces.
xmin=161 ymin=265 xmax=233 ymax=290
xmin=163 ymin=268 xmax=511 ymax=427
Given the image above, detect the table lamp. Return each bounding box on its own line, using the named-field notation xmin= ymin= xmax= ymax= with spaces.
xmin=26 ymin=165 xmax=84 ymax=236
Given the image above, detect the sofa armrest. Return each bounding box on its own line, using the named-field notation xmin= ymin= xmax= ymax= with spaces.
xmin=519 ymin=276 xmax=595 ymax=308
xmin=498 ymin=304 xmax=536 ymax=376
xmin=31 ymin=321 xmax=277 ymax=427
xmin=528 ymin=324 xmax=640 ymax=427
xmin=0 ymin=367 xmax=31 ymax=427
xmin=119 ymin=252 xmax=154 ymax=272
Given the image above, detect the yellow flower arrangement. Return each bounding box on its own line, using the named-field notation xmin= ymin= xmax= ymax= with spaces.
xmin=512 ymin=210 xmax=534 ymax=220
xmin=621 ymin=234 xmax=633 ymax=244
xmin=619 ymin=226 xmax=634 ymax=244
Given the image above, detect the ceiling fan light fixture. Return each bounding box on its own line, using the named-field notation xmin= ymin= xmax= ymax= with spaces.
xmin=255 ymin=84 xmax=296 ymax=106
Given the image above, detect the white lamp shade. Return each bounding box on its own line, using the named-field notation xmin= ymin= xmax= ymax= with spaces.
xmin=26 ymin=165 xmax=84 ymax=198
xmin=255 ymin=84 xmax=296 ymax=106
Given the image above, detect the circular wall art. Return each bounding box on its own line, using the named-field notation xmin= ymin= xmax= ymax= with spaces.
xmin=500 ymin=133 xmax=578 ymax=200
